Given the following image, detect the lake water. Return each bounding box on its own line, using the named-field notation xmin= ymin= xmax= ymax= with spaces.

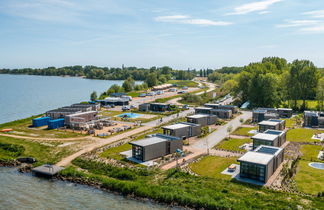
xmin=0 ymin=167 xmax=169 ymax=210
xmin=0 ymin=74 xmax=127 ymax=124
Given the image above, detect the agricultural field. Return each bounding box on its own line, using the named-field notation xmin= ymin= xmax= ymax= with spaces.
xmin=189 ymin=156 xmax=238 ymax=180
xmin=231 ymin=126 xmax=257 ymax=137
xmin=286 ymin=128 xmax=321 ymax=143
xmin=216 ymin=138 xmax=252 ymax=152
xmin=0 ymin=116 xmax=85 ymax=139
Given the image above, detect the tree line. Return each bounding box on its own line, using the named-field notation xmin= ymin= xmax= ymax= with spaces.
xmin=216 ymin=57 xmax=323 ymax=110
xmin=0 ymin=65 xmax=195 ymax=81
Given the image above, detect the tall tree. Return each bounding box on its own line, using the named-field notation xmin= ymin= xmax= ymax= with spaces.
xmin=316 ymin=78 xmax=324 ymax=111
xmin=90 ymin=91 xmax=97 ymax=101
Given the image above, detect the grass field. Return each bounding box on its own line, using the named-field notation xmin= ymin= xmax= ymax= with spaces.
xmin=189 ymin=156 xmax=238 ymax=180
xmin=167 ymin=80 xmax=198 ymax=87
xmin=283 ymin=118 xmax=296 ymax=128
xmin=0 ymin=136 xmax=76 ymax=165
xmin=281 ymin=100 xmax=319 ymax=110
xmin=0 ymin=116 xmax=85 ymax=138
xmin=232 ymin=126 xmax=257 ymax=136
xmin=286 ymin=128 xmax=321 ymax=143
xmin=300 ymin=145 xmax=323 ymax=162
xmin=294 ymin=160 xmax=324 ymax=195
xmin=216 ymin=138 xmax=252 ymax=152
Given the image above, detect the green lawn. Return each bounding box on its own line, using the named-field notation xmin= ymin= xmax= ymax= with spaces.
xmin=300 ymin=145 xmax=323 ymax=162
xmin=232 ymin=126 xmax=257 ymax=136
xmin=216 ymin=138 xmax=252 ymax=152
xmin=189 ymin=156 xmax=238 ymax=180
xmin=0 ymin=136 xmax=75 ymax=165
xmin=283 ymin=118 xmax=295 ymax=128
xmin=294 ymin=160 xmax=324 ymax=195
xmin=286 ymin=128 xmax=321 ymax=143
xmin=167 ymin=80 xmax=198 ymax=87
xmin=281 ymin=100 xmax=319 ymax=110
xmin=0 ymin=116 xmax=85 ymax=138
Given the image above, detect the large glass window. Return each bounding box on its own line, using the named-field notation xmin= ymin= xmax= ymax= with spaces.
xmin=240 ymin=162 xmax=266 ymax=182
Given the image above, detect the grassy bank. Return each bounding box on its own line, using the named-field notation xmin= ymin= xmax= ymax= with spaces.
xmin=215 ymin=138 xmax=251 ymax=152
xmin=0 ymin=136 xmax=80 ymax=165
xmin=167 ymin=80 xmax=198 ymax=87
xmin=232 ymin=126 xmax=257 ymax=136
xmin=58 ymin=158 xmax=324 ymax=209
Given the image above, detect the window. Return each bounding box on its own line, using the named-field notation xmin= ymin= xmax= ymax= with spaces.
xmin=240 ymin=162 xmax=266 ymax=182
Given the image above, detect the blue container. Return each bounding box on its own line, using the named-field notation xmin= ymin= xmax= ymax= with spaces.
xmin=32 ymin=117 xmax=51 ymax=127
xmin=48 ymin=118 xmax=65 ymax=129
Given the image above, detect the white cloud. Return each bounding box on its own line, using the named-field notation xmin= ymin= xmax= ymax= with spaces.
xmin=227 ymin=0 xmax=282 ymax=15
xmin=155 ymin=15 xmax=189 ymax=22
xmin=276 ymin=20 xmax=321 ymax=28
xmin=303 ymin=10 xmax=324 ymax=18
xmin=259 ymin=11 xmax=270 ymax=15
xmin=154 ymin=15 xmax=232 ymax=26
xmin=300 ymin=25 xmax=324 ymax=33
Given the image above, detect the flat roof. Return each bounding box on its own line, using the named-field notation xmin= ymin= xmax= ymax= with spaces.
xmin=277 ymin=108 xmax=292 ymax=111
xmin=258 ymin=120 xmax=279 ymax=126
xmin=150 ymin=103 xmax=170 ymax=106
xmin=187 ymin=114 xmax=211 ymax=119
xmin=212 ymin=109 xmax=231 ymax=112
xmin=162 ymin=123 xmax=190 ymax=130
xmin=268 ymin=119 xmax=284 ymax=123
xmin=254 ymin=145 xmax=283 ymax=156
xmin=252 ymin=133 xmax=278 ymax=141
xmin=195 ymin=107 xmax=212 ymax=110
xmin=238 ymin=151 xmax=274 ymax=165
xmin=130 ymin=136 xmax=167 ymax=147
xmin=264 ymin=129 xmax=285 ymax=136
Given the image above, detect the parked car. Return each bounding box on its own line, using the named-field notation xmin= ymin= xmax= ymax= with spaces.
xmin=177 ymin=90 xmax=187 ymax=94
xmin=147 ymin=92 xmax=156 ymax=96
xmin=169 ymin=88 xmax=177 ymax=92
xmin=182 ymin=86 xmax=188 ymax=90
xmin=139 ymin=93 xmax=146 ymax=97
xmin=122 ymin=106 xmax=130 ymax=111
xmin=130 ymin=105 xmax=137 ymax=109
xmin=157 ymin=90 xmax=164 ymax=95
xmin=104 ymin=105 xmax=111 ymax=108
xmin=183 ymin=104 xmax=190 ymax=110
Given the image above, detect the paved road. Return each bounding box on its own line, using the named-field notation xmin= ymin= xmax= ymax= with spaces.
xmin=160 ymin=111 xmax=252 ymax=170
xmin=191 ymin=111 xmax=252 ymax=150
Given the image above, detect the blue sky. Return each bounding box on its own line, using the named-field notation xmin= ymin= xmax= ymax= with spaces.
xmin=1 ymin=0 xmax=324 ymax=69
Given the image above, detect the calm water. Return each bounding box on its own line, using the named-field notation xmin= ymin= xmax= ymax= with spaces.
xmin=0 ymin=167 xmax=169 ymax=210
xmin=0 ymin=74 xmax=126 ymax=124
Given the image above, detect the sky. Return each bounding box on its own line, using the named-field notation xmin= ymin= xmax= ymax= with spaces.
xmin=1 ymin=0 xmax=324 ymax=69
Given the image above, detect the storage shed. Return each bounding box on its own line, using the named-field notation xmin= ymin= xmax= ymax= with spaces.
xmin=48 ymin=118 xmax=65 ymax=129
xmin=150 ymin=103 xmax=171 ymax=112
xmin=258 ymin=119 xmax=285 ymax=132
xmin=129 ymin=134 xmax=182 ymax=162
xmin=186 ymin=114 xmax=217 ymax=126
xmin=32 ymin=117 xmax=51 ymax=127
xmin=277 ymin=108 xmax=293 ymax=118
xmin=204 ymin=103 xmax=238 ymax=114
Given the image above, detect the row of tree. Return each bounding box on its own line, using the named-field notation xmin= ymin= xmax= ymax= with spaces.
xmin=0 ymin=65 xmax=195 ymax=81
xmin=220 ymin=57 xmax=322 ymax=110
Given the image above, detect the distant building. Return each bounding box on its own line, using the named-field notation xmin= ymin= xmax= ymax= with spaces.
xmin=129 ymin=134 xmax=182 ymax=162
xmin=252 ymin=108 xmax=292 ymax=123
xmin=162 ymin=122 xmax=201 ymax=139
xmin=238 ymin=145 xmax=284 ymax=183
xmin=252 ymin=129 xmax=286 ymax=149
xmin=186 ymin=114 xmax=218 ymax=126
xmin=204 ymin=103 xmax=238 ymax=114
xmin=210 ymin=109 xmax=232 ymax=119
xmin=71 ymin=103 xmax=100 ymax=111
xmin=258 ymin=119 xmax=285 ymax=132
xmin=195 ymin=107 xmax=213 ymax=115
xmin=64 ymin=111 xmax=98 ymax=127
xmin=303 ymin=111 xmax=324 ymax=128
xmin=138 ymin=103 xmax=171 ymax=112
xmin=152 ymin=84 xmax=173 ymax=91
xmin=98 ymin=97 xmax=129 ymax=106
